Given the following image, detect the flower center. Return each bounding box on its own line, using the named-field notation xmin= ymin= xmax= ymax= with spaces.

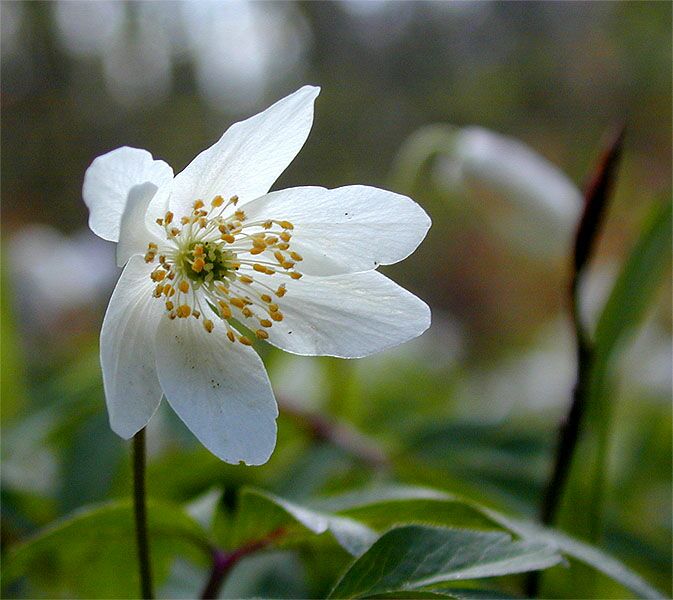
xmin=143 ymin=194 xmax=303 ymax=344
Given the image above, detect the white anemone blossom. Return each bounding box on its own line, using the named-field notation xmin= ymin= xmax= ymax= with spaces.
xmin=83 ymin=86 xmax=431 ymax=465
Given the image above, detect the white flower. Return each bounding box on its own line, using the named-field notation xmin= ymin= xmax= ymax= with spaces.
xmin=82 ymin=86 xmax=431 ymax=465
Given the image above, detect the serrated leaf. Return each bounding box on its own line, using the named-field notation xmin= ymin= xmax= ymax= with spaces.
xmin=2 ymin=499 xmax=212 ymax=598
xmin=233 ymin=487 xmax=377 ymax=556
xmin=328 ymin=525 xmax=561 ymax=599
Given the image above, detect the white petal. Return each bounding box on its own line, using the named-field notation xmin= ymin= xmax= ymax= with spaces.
xmin=100 ymin=255 xmax=164 ymax=438
xmin=83 ymin=146 xmax=174 ymax=242
xmin=242 ymin=186 xmax=432 ymax=275
xmin=155 ymin=317 xmax=278 ymax=465
xmin=117 ymin=182 xmax=163 ymax=267
xmin=168 ymin=86 xmax=320 ymax=217
xmin=263 ymin=271 xmax=431 ymax=358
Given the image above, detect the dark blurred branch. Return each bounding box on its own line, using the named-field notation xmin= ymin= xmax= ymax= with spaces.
xmin=527 ymin=125 xmax=625 ymax=598
xmin=279 ymin=397 xmax=391 ymax=471
xmin=199 ymin=528 xmax=286 ymax=599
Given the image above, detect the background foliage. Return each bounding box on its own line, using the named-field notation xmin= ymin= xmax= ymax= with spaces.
xmin=1 ymin=2 xmax=671 ymax=598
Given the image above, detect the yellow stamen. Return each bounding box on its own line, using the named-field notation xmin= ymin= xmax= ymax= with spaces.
xmin=178 ymin=280 xmax=190 ymax=293
xmin=192 ymin=257 xmax=205 ymax=273
xmin=255 ymin=329 xmax=269 ymax=340
xmin=203 ymin=319 xmax=214 ymax=333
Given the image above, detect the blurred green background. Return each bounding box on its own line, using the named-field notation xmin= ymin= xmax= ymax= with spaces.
xmin=1 ymin=1 xmax=671 ymax=598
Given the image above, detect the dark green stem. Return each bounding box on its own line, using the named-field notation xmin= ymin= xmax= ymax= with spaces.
xmin=134 ymin=428 xmax=154 ymax=599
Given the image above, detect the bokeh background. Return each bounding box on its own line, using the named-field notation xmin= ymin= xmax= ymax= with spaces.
xmin=2 ymin=1 xmax=671 ymax=598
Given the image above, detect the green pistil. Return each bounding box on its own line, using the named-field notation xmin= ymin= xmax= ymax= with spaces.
xmin=180 ymin=242 xmax=234 ymax=283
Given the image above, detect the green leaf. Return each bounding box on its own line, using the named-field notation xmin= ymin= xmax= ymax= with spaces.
xmin=481 ymin=510 xmax=667 ymax=600
xmin=593 ymin=199 xmax=672 ymax=360
xmin=2 ymin=499 xmax=212 ymax=598
xmin=315 ymin=485 xmax=665 ymax=599
xmin=579 ymin=200 xmax=673 ymax=544
xmin=233 ymin=487 xmax=377 ymax=556
xmin=368 ymin=589 xmax=518 ymax=599
xmin=328 ymin=525 xmax=561 ymax=599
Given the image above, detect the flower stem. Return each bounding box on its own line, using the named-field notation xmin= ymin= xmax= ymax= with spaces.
xmin=199 ymin=528 xmax=286 ymax=599
xmin=133 ymin=428 xmax=154 ymax=599
xmin=526 ymin=125 xmax=624 ymax=598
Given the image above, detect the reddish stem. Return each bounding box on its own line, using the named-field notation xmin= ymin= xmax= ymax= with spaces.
xmin=199 ymin=528 xmax=286 ymax=599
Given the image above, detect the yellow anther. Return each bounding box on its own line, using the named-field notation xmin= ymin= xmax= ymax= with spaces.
xmin=153 ymin=284 xmax=163 ymax=298
xmin=242 ymin=307 xmax=253 ymax=318
xmin=280 ymin=231 xmax=291 ymax=242
xmin=260 ymin=319 xmax=273 ymax=328
xmin=178 ymin=280 xmax=190 ymax=293
xmin=148 ymin=242 xmax=158 ymax=250
xmin=230 ymin=298 xmax=246 ymax=309
xmin=268 ymin=303 xmax=279 ymax=312
xmin=256 ymin=329 xmax=269 ymax=340
xmin=159 ymin=255 xmax=166 ymax=264
xmin=165 ymin=301 xmax=174 ymax=311
xmin=212 ymin=195 xmax=224 ymax=207
xmin=199 ymin=217 xmax=208 ymax=228
xmin=274 ymin=251 xmax=285 ymax=263
xmin=227 ymin=330 xmax=235 ymax=342
xmin=170 ymin=227 xmax=180 ymax=237
xmin=230 ymin=195 xmax=239 ymax=205
xmin=177 ymin=304 xmax=191 ymax=318
xmin=271 ymin=311 xmax=284 ymax=322
xmin=290 ymin=272 xmax=303 ymax=279
xmin=181 ymin=216 xmax=191 ymax=225
xmin=163 ymin=284 xmax=175 ymax=297
xmin=193 ymin=199 xmax=204 ymax=210
xmin=253 ymin=238 xmax=267 ymax=249
xmin=253 ymin=264 xmax=274 ymax=275
xmin=203 ymin=319 xmax=214 ymax=333
xmin=262 ymin=220 xmax=273 ymax=229
xmin=279 ymin=220 xmax=294 ymax=230
xmin=144 ymin=252 xmax=156 ymax=263
xmin=234 ymin=210 xmax=246 ymax=221
xmin=164 ymin=211 xmax=174 ymax=224
xmin=156 ymin=218 xmax=164 ymax=226
xmin=290 ymin=251 xmax=303 ymax=261
xmin=221 ymin=234 xmax=236 ymax=243
xmin=151 ymin=270 xmax=166 ymax=282
xmin=218 ymin=301 xmax=232 ymax=319
xmin=193 ymin=245 xmax=204 ymax=256
xmin=169 ymin=312 xmax=177 ymax=320
xmin=250 ymin=247 xmax=264 ymax=255
xmin=282 ymin=261 xmax=295 ymax=269
xmin=239 ymin=275 xmax=253 ymax=284
xmin=275 ymin=285 xmax=286 ymax=297
xmin=192 ymin=310 xmax=201 ymax=319
xmin=277 ymin=243 xmax=290 ymax=251
xmin=168 ymin=271 xmax=176 ymax=280
xmin=260 ymin=294 xmax=272 ymax=303
xmin=192 ymin=257 xmax=205 ymax=273
xmin=266 ymin=236 xmax=278 ymax=245
xmin=239 ymin=336 xmax=253 ymax=346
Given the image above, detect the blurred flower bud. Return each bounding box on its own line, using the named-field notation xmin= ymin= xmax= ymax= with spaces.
xmin=434 ymin=127 xmax=583 ymax=260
